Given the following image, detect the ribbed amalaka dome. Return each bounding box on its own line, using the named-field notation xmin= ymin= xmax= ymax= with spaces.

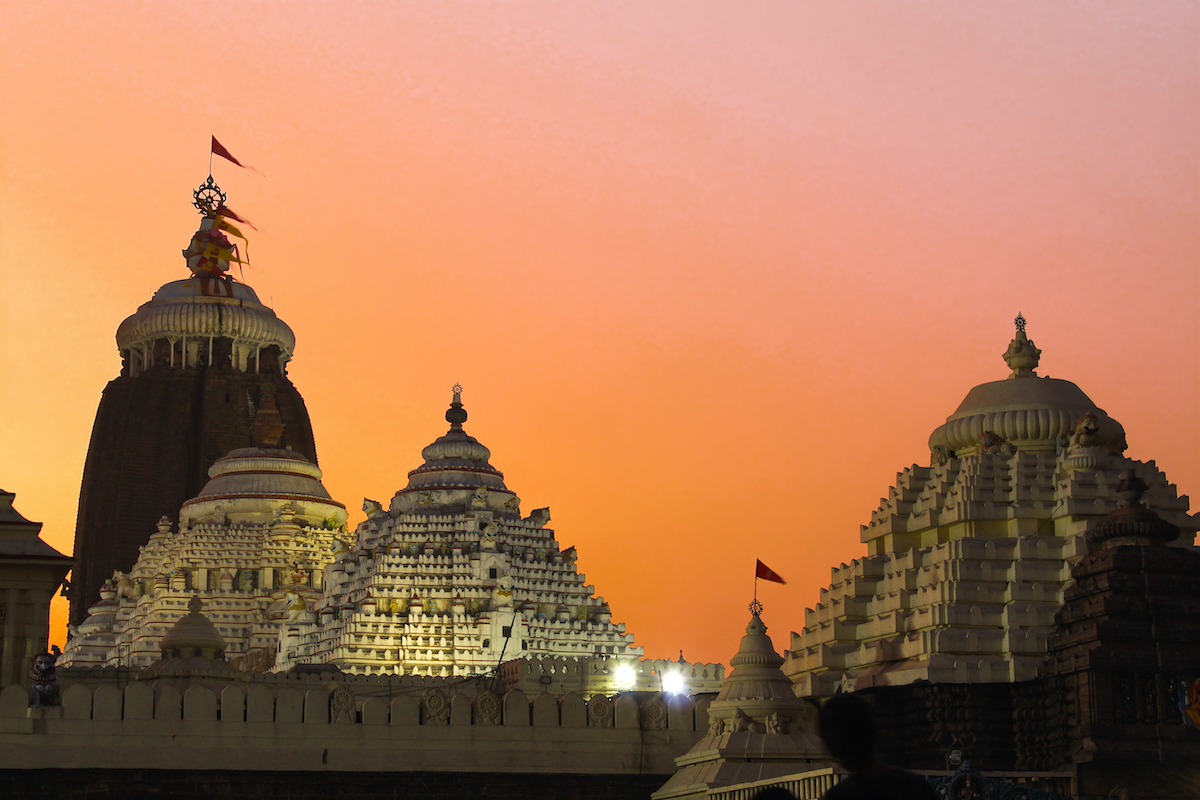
xmin=116 ymin=277 xmax=295 ymax=358
xmin=404 ymin=389 xmax=509 ymax=492
xmin=159 ymin=596 xmax=227 ymax=658
xmin=180 ymin=431 xmax=347 ymax=528
xmin=928 ymin=320 xmax=1126 ymax=457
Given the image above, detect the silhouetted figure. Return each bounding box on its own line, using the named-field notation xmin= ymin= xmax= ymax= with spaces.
xmin=818 ymin=694 xmax=937 ymax=800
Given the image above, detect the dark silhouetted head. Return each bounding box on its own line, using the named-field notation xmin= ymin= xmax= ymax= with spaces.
xmin=818 ymin=693 xmax=877 ymax=772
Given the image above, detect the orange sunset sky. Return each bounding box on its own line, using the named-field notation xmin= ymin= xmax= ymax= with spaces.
xmin=1 ymin=2 xmax=1197 ymax=666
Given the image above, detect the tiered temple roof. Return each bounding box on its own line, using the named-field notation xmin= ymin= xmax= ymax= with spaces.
xmin=60 ymin=400 xmax=347 ymax=670
xmin=279 ymin=388 xmax=644 ymax=677
xmin=784 ymin=320 xmax=1199 ymax=697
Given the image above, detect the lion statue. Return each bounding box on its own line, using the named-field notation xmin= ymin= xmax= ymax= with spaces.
xmin=29 ymin=647 xmax=62 ymax=708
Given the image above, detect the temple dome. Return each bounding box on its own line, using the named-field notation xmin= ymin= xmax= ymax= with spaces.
xmin=403 ymin=388 xmax=509 ymax=493
xmin=928 ymin=319 xmax=1126 ymax=457
xmin=158 ymin=596 xmax=227 ymax=658
xmin=116 ymin=277 xmax=295 ymax=359
xmin=139 ymin=596 xmax=238 ymax=682
xmin=389 ymin=387 xmax=517 ymax=516
xmin=180 ymin=401 xmax=346 ymax=527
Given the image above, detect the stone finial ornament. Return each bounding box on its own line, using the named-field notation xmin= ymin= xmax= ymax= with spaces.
xmin=1086 ymin=469 xmax=1179 ymax=547
xmin=250 ymin=393 xmax=285 ymax=448
xmin=446 ymin=384 xmax=468 ymax=428
xmin=1003 ymin=314 xmax=1042 ymax=379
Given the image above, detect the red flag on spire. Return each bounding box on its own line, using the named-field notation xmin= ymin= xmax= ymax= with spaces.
xmin=755 ymin=559 xmax=786 ymax=584
xmin=211 ymin=136 xmax=262 ymax=174
xmin=215 ymin=204 xmax=258 ymax=231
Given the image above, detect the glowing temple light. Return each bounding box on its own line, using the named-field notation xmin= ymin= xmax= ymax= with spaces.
xmin=662 ymin=670 xmax=687 ymax=695
xmin=614 ymin=663 xmax=636 ymax=690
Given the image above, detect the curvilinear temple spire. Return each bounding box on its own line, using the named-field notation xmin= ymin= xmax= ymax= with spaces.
xmin=69 ymin=177 xmax=318 ymax=625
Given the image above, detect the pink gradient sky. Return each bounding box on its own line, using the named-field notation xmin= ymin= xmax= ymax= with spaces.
xmin=2 ymin=2 xmax=1197 ymax=665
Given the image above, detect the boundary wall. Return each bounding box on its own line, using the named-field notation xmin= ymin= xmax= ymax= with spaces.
xmin=0 ymin=680 xmax=710 ymax=776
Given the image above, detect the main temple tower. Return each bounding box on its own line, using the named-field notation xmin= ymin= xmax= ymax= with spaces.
xmin=69 ymin=177 xmax=318 ymax=624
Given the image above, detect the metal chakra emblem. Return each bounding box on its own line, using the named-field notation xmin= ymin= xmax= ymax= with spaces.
xmin=1015 ymin=313 xmax=1027 ymax=333
xmin=749 ymin=599 xmax=763 ymax=615
xmin=192 ymin=176 xmax=227 ymax=216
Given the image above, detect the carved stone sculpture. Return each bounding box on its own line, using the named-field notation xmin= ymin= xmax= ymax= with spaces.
xmin=724 ymin=707 xmax=751 ymax=733
xmin=29 ymin=647 xmax=61 ymax=707
xmin=362 ymin=498 xmax=386 ymax=519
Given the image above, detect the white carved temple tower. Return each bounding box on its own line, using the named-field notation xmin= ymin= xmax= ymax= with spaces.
xmin=278 ymin=387 xmax=644 ymax=676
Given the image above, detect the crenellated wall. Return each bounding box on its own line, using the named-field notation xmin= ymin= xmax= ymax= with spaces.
xmin=0 ymin=677 xmax=710 ymax=777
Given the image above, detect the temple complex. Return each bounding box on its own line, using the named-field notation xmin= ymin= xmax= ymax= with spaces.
xmin=278 ymin=387 xmax=650 ymax=680
xmin=69 ymin=178 xmax=318 ymax=625
xmin=59 ymin=399 xmax=346 ymax=670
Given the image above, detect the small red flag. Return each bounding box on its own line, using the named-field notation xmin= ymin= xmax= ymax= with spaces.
xmin=756 ymin=559 xmax=786 ymax=585
xmin=211 ymin=136 xmax=246 ymax=168
xmin=215 ymin=204 xmax=258 ymax=231
xmin=211 ymin=136 xmax=263 ymax=174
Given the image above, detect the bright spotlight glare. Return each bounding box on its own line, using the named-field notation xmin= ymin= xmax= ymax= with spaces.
xmin=615 ymin=663 xmax=637 ymax=689
xmin=662 ymin=671 xmax=687 ymax=695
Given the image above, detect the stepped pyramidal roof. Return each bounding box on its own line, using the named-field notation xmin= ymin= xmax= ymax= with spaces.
xmin=279 ymin=387 xmax=643 ymax=676
xmin=783 ymin=318 xmax=1199 ymax=697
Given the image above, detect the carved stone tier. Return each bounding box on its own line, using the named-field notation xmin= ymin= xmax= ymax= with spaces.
xmin=787 ymin=325 xmax=1198 ymax=700
xmin=116 ymin=277 xmax=295 ymax=377
xmin=279 ymin=391 xmax=644 ymax=677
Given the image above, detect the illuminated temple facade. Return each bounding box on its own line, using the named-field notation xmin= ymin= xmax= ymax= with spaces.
xmin=278 ymin=388 xmax=648 ymax=678
xmin=59 ymin=400 xmax=347 ymax=670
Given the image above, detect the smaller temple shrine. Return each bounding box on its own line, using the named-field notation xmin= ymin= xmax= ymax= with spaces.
xmin=60 ymin=400 xmax=347 ymax=670
xmin=654 ymin=608 xmax=828 ymax=800
xmin=0 ymin=490 xmax=71 ymax=688
xmin=278 ymin=387 xmax=647 ymax=678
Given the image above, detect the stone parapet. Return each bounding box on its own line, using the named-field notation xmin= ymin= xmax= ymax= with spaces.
xmin=0 ymin=680 xmax=708 ymax=775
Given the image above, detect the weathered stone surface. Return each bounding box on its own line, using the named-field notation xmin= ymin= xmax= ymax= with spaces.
xmin=71 ymin=364 xmax=317 ymax=625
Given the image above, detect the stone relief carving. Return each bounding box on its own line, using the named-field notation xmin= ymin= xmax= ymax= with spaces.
xmin=330 ymin=686 xmax=356 ymax=724
xmin=764 ymin=712 xmax=790 ymax=735
xmin=707 ymin=715 xmax=724 ymax=737
xmin=724 ymin=707 xmax=751 ymax=733
xmin=473 ymin=690 xmax=502 ymax=725
xmin=471 ymin=487 xmax=489 ymax=509
xmin=640 ymin=696 xmax=667 ymax=730
xmin=481 ymin=524 xmax=499 ymax=551
xmin=587 ymin=696 xmax=613 ymax=728
xmin=421 ymin=688 xmax=449 ymax=725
